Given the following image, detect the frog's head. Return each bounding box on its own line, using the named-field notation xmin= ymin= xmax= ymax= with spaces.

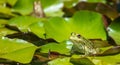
xmin=69 ymin=32 xmax=84 ymax=43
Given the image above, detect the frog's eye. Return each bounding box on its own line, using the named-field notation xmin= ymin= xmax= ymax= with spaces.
xmin=77 ymin=34 xmax=81 ymax=38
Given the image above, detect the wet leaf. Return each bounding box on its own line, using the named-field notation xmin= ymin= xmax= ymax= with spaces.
xmin=87 ymin=0 xmax=105 ymax=3
xmin=44 ymin=17 xmax=70 ymax=42
xmin=5 ymin=32 xmax=46 ymax=46
xmin=7 ymin=0 xmax=18 ymax=6
xmin=91 ymin=54 xmax=120 ymax=65
xmin=63 ymin=0 xmax=80 ymax=8
xmin=71 ymin=11 xmax=106 ymax=40
xmin=108 ymin=17 xmax=120 ymax=45
xmin=0 ymin=28 xmax=17 ymax=37
xmin=45 ymin=11 xmax=106 ymax=42
xmin=41 ymin=0 xmax=63 ymax=16
xmin=70 ymin=54 xmax=120 ymax=65
xmin=0 ymin=7 xmax=15 ymax=18
xmin=29 ymin=22 xmax=45 ymax=39
xmin=0 ymin=0 xmax=5 ymax=4
xmin=48 ymin=57 xmax=73 ymax=65
xmin=0 ymin=19 xmax=8 ymax=28
xmin=70 ymin=57 xmax=94 ymax=65
xmin=8 ymin=16 xmax=43 ymax=32
xmin=13 ymin=0 xmax=34 ymax=15
xmin=0 ymin=37 xmax=37 ymax=63
xmin=40 ymin=41 xmax=72 ymax=55
xmin=0 ymin=0 xmax=17 ymax=6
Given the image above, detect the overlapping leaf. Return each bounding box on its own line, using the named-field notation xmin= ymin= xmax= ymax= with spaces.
xmin=0 ymin=7 xmax=16 ymax=18
xmin=13 ymin=0 xmax=34 ymax=15
xmin=63 ymin=2 xmax=118 ymax=19
xmin=108 ymin=17 xmax=120 ymax=45
xmin=8 ymin=16 xmax=44 ymax=32
xmin=44 ymin=11 xmax=106 ymax=42
xmin=40 ymin=41 xmax=72 ymax=55
xmin=0 ymin=37 xmax=37 ymax=63
xmin=29 ymin=22 xmax=45 ymax=39
xmin=48 ymin=57 xmax=73 ymax=65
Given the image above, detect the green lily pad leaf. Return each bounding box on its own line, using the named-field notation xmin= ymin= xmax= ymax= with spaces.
xmin=71 ymin=11 xmax=106 ymax=40
xmin=13 ymin=0 xmax=34 ymax=15
xmin=70 ymin=57 xmax=94 ymax=65
xmin=48 ymin=57 xmax=73 ymax=65
xmin=0 ymin=19 xmax=8 ymax=28
xmin=0 ymin=0 xmax=5 ymax=4
xmin=41 ymin=0 xmax=63 ymax=17
xmin=29 ymin=22 xmax=45 ymax=39
xmin=0 ymin=28 xmax=17 ymax=37
xmin=108 ymin=17 xmax=120 ymax=45
xmin=71 ymin=54 xmax=120 ymax=65
xmin=45 ymin=11 xmax=106 ymax=42
xmin=44 ymin=17 xmax=71 ymax=42
xmin=87 ymin=0 xmax=105 ymax=3
xmin=0 ymin=0 xmax=17 ymax=6
xmin=90 ymin=54 xmax=120 ymax=65
xmin=0 ymin=7 xmax=15 ymax=18
xmin=0 ymin=37 xmax=37 ymax=63
xmin=41 ymin=0 xmax=60 ymax=8
xmin=8 ymin=16 xmax=42 ymax=32
xmin=63 ymin=0 xmax=80 ymax=8
xmin=40 ymin=40 xmax=73 ymax=55
xmin=7 ymin=0 xmax=18 ymax=6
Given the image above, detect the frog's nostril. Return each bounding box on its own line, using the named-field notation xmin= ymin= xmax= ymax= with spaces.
xmin=71 ymin=32 xmax=76 ymax=35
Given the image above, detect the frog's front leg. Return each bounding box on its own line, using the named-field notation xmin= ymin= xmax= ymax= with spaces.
xmin=83 ymin=46 xmax=90 ymax=56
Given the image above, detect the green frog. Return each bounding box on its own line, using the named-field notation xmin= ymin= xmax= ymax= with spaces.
xmin=69 ymin=32 xmax=99 ymax=56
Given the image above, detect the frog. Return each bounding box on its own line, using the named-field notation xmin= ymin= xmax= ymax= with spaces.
xmin=69 ymin=32 xmax=100 ymax=56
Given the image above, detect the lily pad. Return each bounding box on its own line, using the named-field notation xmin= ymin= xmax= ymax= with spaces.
xmin=0 ymin=7 xmax=15 ymax=18
xmin=7 ymin=0 xmax=18 ymax=6
xmin=91 ymin=54 xmax=120 ymax=65
xmin=41 ymin=0 xmax=63 ymax=17
xmin=63 ymin=0 xmax=80 ymax=8
xmin=48 ymin=57 xmax=73 ymax=65
xmin=13 ymin=0 xmax=34 ymax=15
xmin=44 ymin=11 xmax=106 ymax=42
xmin=70 ymin=57 xmax=94 ymax=65
xmin=0 ymin=37 xmax=37 ymax=63
xmin=71 ymin=11 xmax=106 ymax=40
xmin=44 ymin=17 xmax=71 ymax=42
xmin=8 ymin=16 xmax=43 ymax=32
xmin=0 ymin=0 xmax=17 ymax=6
xmin=71 ymin=54 xmax=120 ymax=65
xmin=0 ymin=0 xmax=5 ymax=4
xmin=0 ymin=28 xmax=17 ymax=37
xmin=29 ymin=22 xmax=45 ymax=39
xmin=87 ymin=0 xmax=105 ymax=3
xmin=0 ymin=19 xmax=8 ymax=28
xmin=108 ymin=17 xmax=120 ymax=45
xmin=40 ymin=41 xmax=72 ymax=55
